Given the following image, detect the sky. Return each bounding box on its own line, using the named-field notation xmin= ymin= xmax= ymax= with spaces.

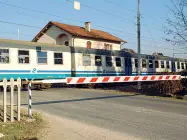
xmin=0 ymin=0 xmax=186 ymax=58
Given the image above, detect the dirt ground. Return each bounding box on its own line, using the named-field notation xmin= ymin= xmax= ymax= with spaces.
xmin=40 ymin=113 xmax=141 ymax=140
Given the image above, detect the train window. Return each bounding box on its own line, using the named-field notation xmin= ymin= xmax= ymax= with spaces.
xmin=166 ymin=61 xmax=170 ymax=69
xmin=142 ymin=59 xmax=147 ymax=68
xmin=134 ymin=59 xmax=138 ymax=67
xmin=186 ymin=63 xmax=187 ymax=69
xmin=54 ymin=53 xmax=63 ymax=64
xmin=155 ymin=60 xmax=159 ymax=68
xmin=37 ymin=51 xmax=47 ymax=64
xmin=149 ymin=60 xmax=153 ymax=68
xmin=115 ymin=57 xmax=121 ymax=67
xmin=0 ymin=49 xmax=9 ymax=63
xmin=181 ymin=63 xmax=184 ymax=69
xmin=177 ymin=62 xmax=180 ymax=69
xmin=95 ymin=55 xmax=102 ymax=66
xmin=106 ymin=56 xmax=112 ymax=67
xmin=83 ymin=54 xmax=91 ymax=66
xmin=18 ymin=50 xmax=29 ymax=64
xmin=161 ymin=61 xmax=165 ymax=68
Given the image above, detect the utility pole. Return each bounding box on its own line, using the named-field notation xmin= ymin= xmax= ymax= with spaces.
xmin=137 ymin=0 xmax=141 ymax=90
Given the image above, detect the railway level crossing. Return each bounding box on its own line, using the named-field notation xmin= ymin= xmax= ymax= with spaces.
xmin=0 ymin=74 xmax=184 ymax=121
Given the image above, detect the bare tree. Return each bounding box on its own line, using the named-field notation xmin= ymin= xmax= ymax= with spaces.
xmin=165 ymin=0 xmax=187 ymax=46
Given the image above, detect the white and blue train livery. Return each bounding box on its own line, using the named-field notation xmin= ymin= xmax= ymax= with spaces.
xmin=0 ymin=38 xmax=186 ymax=81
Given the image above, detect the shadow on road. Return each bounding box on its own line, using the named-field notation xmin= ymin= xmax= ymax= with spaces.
xmin=21 ymin=94 xmax=138 ymax=106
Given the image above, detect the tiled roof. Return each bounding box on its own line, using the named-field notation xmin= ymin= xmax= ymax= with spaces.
xmin=32 ymin=21 xmax=127 ymax=43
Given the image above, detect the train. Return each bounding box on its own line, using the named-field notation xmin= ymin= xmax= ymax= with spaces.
xmin=0 ymin=38 xmax=186 ymax=81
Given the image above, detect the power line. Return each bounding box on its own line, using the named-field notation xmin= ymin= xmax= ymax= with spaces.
xmin=52 ymin=0 xmax=164 ymax=32
xmin=127 ymin=41 xmax=184 ymax=52
xmin=0 ymin=30 xmax=32 ymax=37
xmin=64 ymin=0 xmax=134 ymax=23
xmin=0 ymin=1 xmax=166 ymax=43
xmin=0 ymin=20 xmax=186 ymax=55
xmin=0 ymin=18 xmax=185 ymax=53
xmin=141 ymin=17 xmax=158 ymax=48
xmin=0 ymin=1 xmax=184 ymax=53
xmin=102 ymin=0 xmax=165 ymax=21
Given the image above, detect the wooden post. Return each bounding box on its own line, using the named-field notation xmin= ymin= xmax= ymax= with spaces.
xmin=17 ymin=78 xmax=21 ymax=121
xmin=10 ymin=78 xmax=14 ymax=122
xmin=3 ymin=78 xmax=7 ymax=123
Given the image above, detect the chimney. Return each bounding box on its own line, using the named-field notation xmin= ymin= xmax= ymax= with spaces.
xmin=85 ymin=22 xmax=91 ymax=32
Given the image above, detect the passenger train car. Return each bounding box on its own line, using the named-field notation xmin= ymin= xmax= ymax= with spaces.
xmin=0 ymin=38 xmax=186 ymax=81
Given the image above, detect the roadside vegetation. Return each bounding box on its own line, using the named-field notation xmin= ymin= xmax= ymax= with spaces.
xmin=0 ymin=107 xmax=45 ymax=140
xmin=143 ymin=72 xmax=187 ymax=99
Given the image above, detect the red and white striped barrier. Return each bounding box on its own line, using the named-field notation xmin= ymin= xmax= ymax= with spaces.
xmin=66 ymin=75 xmax=181 ymax=84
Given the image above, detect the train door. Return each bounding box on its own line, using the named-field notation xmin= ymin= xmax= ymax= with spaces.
xmin=148 ymin=59 xmax=154 ymax=75
xmin=125 ymin=57 xmax=132 ymax=75
xmin=172 ymin=61 xmax=176 ymax=72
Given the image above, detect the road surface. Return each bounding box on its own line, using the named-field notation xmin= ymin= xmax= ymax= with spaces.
xmin=1 ymin=88 xmax=187 ymax=140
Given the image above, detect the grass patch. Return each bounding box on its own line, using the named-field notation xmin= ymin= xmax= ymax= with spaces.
xmin=0 ymin=106 xmax=45 ymax=140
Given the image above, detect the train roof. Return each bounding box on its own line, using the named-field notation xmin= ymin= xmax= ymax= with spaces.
xmin=0 ymin=38 xmax=69 ymax=50
xmin=0 ymin=38 xmax=186 ymax=62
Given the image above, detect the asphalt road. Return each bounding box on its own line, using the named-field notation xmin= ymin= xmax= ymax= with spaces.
xmin=2 ymin=88 xmax=187 ymax=140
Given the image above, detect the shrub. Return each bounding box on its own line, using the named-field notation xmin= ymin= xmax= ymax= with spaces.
xmin=152 ymin=72 xmax=183 ymax=96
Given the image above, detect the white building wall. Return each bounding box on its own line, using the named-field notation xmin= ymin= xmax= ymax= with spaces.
xmin=37 ymin=25 xmax=73 ymax=46
xmin=36 ymin=26 xmax=121 ymax=50
xmin=73 ymin=38 xmax=121 ymax=50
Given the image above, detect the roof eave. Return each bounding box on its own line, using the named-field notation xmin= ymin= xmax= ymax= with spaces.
xmin=32 ymin=21 xmax=53 ymax=42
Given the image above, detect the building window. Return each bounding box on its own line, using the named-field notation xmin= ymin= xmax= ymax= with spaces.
xmin=115 ymin=57 xmax=121 ymax=67
xmin=106 ymin=56 xmax=112 ymax=67
xmin=181 ymin=63 xmax=184 ymax=69
xmin=166 ymin=61 xmax=170 ymax=69
xmin=155 ymin=60 xmax=159 ymax=68
xmin=134 ymin=59 xmax=138 ymax=68
xmin=161 ymin=61 xmax=165 ymax=68
xmin=83 ymin=54 xmax=91 ymax=66
xmin=177 ymin=62 xmax=180 ymax=69
xmin=54 ymin=53 xmax=63 ymax=64
xmin=95 ymin=55 xmax=102 ymax=66
xmin=0 ymin=49 xmax=9 ymax=63
xmin=142 ymin=59 xmax=147 ymax=68
xmin=65 ymin=41 xmax=69 ymax=46
xmin=37 ymin=51 xmax=47 ymax=64
xmin=104 ymin=43 xmax=112 ymax=50
xmin=149 ymin=60 xmax=153 ymax=68
xmin=18 ymin=50 xmax=29 ymax=64
xmin=87 ymin=41 xmax=92 ymax=49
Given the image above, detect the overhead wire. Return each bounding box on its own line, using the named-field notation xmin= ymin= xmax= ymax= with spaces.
xmin=62 ymin=0 xmax=164 ymax=32
xmin=0 ymin=1 xmax=167 ymax=43
xmin=0 ymin=1 xmax=185 ymax=54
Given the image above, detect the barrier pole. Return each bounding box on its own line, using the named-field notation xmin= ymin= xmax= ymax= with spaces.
xmin=28 ymin=81 xmax=32 ymax=119
xmin=10 ymin=78 xmax=14 ymax=122
xmin=3 ymin=78 xmax=7 ymax=123
xmin=17 ymin=78 xmax=21 ymax=121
